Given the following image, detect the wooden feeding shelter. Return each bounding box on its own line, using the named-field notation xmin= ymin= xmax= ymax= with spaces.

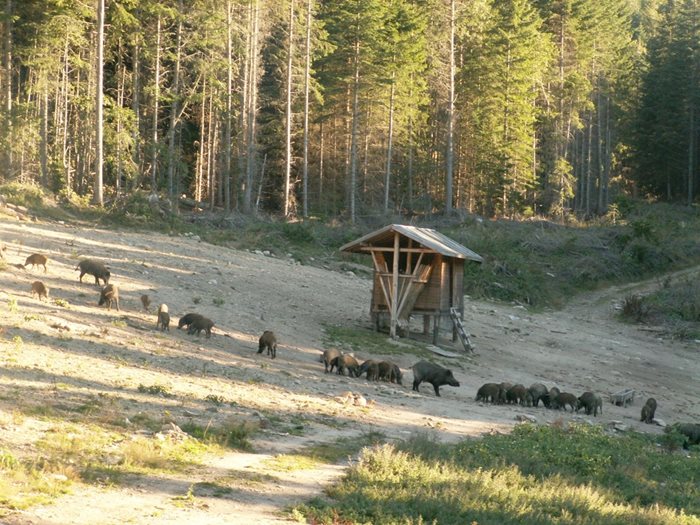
xmin=340 ymin=224 xmax=483 ymax=350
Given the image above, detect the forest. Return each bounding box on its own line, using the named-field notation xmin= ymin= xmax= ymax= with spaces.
xmin=0 ymin=0 xmax=697 ymax=221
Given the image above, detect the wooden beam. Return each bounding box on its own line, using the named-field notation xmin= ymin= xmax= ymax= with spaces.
xmin=372 ymin=251 xmax=393 ymax=310
xmin=359 ymin=246 xmax=434 ymax=254
xmin=390 ymin=232 xmax=400 ymax=339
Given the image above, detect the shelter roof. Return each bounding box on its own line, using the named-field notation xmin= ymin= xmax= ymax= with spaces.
xmin=340 ymin=224 xmax=483 ymax=262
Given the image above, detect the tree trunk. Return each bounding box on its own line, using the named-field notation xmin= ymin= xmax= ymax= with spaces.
xmin=244 ymin=0 xmax=259 ymax=213
xmin=585 ymin=114 xmax=592 ymax=216
xmin=132 ymin=34 xmax=142 ymax=189
xmin=151 ymin=13 xmax=162 ymax=192
xmin=349 ymin=39 xmax=360 ymax=223
xmin=283 ymin=0 xmax=295 ymax=217
xmin=40 ymin=82 xmax=48 ymax=187
xmin=3 ymin=0 xmax=12 ymax=179
xmin=596 ymin=85 xmax=605 ymax=214
xmin=445 ymin=0 xmax=455 ymax=215
xmin=224 ymin=0 xmax=233 ymax=212
xmin=384 ymin=76 xmax=395 ymax=214
xmin=167 ymin=1 xmax=183 ymax=204
xmin=61 ymin=33 xmax=70 ymax=192
xmin=237 ymin=0 xmax=251 ymax=209
xmin=94 ymin=0 xmax=104 ymax=205
xmin=302 ymin=0 xmax=312 ymax=218
xmin=196 ymin=79 xmax=206 ymax=202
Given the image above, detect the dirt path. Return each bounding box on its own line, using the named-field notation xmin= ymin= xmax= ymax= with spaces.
xmin=1 ymin=218 xmax=698 ymax=524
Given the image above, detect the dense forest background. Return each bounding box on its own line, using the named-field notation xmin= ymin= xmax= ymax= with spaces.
xmin=0 ymin=0 xmax=697 ymax=221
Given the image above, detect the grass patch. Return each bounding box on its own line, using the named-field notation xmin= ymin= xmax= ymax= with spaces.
xmin=620 ymin=277 xmax=700 ymax=339
xmin=296 ymin=424 xmax=700 ymax=525
xmin=0 ymin=448 xmax=72 ymax=513
xmin=137 ymin=383 xmax=172 ymax=397
xmin=180 ymin=418 xmax=258 ymax=451
xmin=323 ymin=325 xmax=430 ymax=359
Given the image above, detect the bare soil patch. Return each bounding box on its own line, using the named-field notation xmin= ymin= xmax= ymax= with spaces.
xmin=1 ymin=218 xmax=699 ymax=524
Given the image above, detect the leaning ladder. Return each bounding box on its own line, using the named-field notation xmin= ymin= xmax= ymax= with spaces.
xmin=449 ymin=307 xmax=474 ymax=352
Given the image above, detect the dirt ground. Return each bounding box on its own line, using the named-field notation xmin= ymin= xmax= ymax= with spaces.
xmin=1 ymin=217 xmax=699 ymax=525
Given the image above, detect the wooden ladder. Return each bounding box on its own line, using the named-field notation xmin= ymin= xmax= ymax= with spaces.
xmin=449 ymin=307 xmax=474 ymax=352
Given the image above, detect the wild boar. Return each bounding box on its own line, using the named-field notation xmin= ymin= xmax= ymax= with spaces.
xmin=498 ymin=382 xmax=513 ymax=404
xmin=358 ymin=359 xmax=380 ymax=381
xmin=178 ymin=313 xmax=204 ymax=330
xmin=156 ymin=304 xmax=170 ymax=331
xmin=640 ymin=397 xmax=657 ymax=424
xmin=411 ymin=361 xmax=460 ymax=397
xmin=257 ymin=330 xmax=277 ymax=359
xmin=577 ymin=391 xmax=603 ymax=417
xmin=377 ymin=361 xmax=402 ymax=385
xmin=475 ymin=383 xmax=501 ymax=403
xmin=526 ymin=383 xmax=549 ymax=408
xmin=321 ymin=348 xmax=342 ymax=373
xmin=141 ymin=294 xmax=151 ymax=312
xmin=30 ymin=280 xmax=49 ymax=301
xmin=331 ymin=354 xmax=360 ymax=377
xmin=187 ymin=316 xmax=214 ymax=338
xmin=670 ymin=423 xmax=700 ymax=449
xmin=542 ymin=386 xmax=561 ymax=408
xmin=552 ymin=392 xmax=577 ymax=412
xmin=76 ymin=259 xmax=111 ymax=285
xmin=506 ymin=384 xmax=527 ymax=405
xmin=24 ymin=254 xmax=48 ymax=272
xmin=98 ymin=284 xmax=120 ymax=311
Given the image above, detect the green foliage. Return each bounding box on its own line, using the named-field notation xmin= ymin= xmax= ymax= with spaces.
xmin=0 ymin=182 xmax=46 ymax=208
xmin=622 ymin=277 xmax=700 ymax=338
xmin=297 ymin=424 xmax=700 ymax=524
xmin=324 ymin=325 xmax=429 ymax=358
xmin=180 ymin=419 xmax=258 ymax=451
xmin=136 ymin=384 xmax=172 ymax=397
xmin=448 ymin=201 xmax=700 ymax=308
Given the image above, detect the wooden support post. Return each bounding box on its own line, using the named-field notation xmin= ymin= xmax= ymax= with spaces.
xmin=423 ymin=314 xmax=430 ymax=335
xmin=390 ymin=232 xmax=400 ymax=339
xmin=432 ymin=313 xmax=439 ymax=344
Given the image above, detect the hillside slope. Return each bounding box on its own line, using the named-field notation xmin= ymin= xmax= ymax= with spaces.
xmin=1 ymin=218 xmax=699 ymax=524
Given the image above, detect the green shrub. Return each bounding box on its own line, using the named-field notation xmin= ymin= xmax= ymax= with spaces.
xmin=297 ymin=424 xmax=700 ymax=525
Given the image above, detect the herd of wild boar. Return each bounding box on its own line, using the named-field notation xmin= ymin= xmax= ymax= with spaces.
xmin=475 ymin=381 xmax=606 ymax=416
xmin=10 ymin=248 xmax=700 ymax=449
xmin=320 ymin=348 xmax=460 ymax=397
xmin=12 ymin=251 xmax=257 ymax=349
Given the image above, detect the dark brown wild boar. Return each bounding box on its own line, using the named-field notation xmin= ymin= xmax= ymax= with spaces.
xmin=476 ymin=383 xmax=501 ymax=403
xmin=358 ymin=359 xmax=379 ymax=380
xmin=669 ymin=423 xmax=700 ymax=448
xmin=141 ymin=294 xmax=151 ymax=312
xmin=98 ymin=284 xmax=120 ymax=311
xmin=506 ymin=384 xmax=527 ymax=405
xmin=411 ymin=361 xmax=460 ymax=397
xmin=498 ymin=382 xmax=513 ymax=404
xmin=542 ymin=386 xmax=561 ymax=408
xmin=257 ymin=330 xmax=277 ymax=359
xmin=331 ymin=354 xmax=360 ymax=377
xmin=552 ymin=392 xmax=577 ymax=412
xmin=187 ymin=316 xmax=214 ymax=338
xmin=641 ymin=397 xmax=657 ymax=424
xmin=156 ymin=304 xmax=170 ymax=331
xmin=24 ymin=254 xmax=48 ymax=272
xmin=178 ymin=313 xmax=204 ymax=330
xmin=377 ymin=361 xmax=402 ymax=384
xmin=30 ymin=280 xmax=49 ymax=301
xmin=526 ymin=383 xmax=549 ymax=408
xmin=76 ymin=259 xmax=111 ymax=285
xmin=577 ymin=391 xmax=603 ymax=416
